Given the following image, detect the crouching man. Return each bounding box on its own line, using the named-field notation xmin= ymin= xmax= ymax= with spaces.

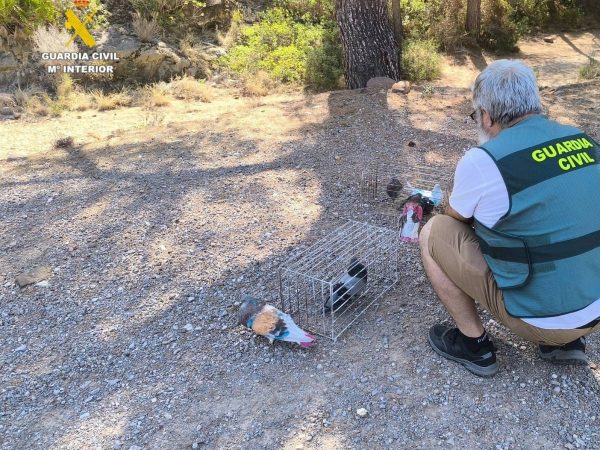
xmin=419 ymin=59 xmax=600 ymax=377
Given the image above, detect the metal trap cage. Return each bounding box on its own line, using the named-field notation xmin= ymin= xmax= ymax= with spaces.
xmin=279 ymin=220 xmax=400 ymax=341
xmin=360 ymin=158 xmax=453 ymax=206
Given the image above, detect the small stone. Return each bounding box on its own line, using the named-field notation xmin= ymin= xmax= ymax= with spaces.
xmin=15 ymin=266 xmax=52 ymax=288
xmin=391 ymin=80 xmax=411 ymax=94
xmin=183 ymin=323 xmax=194 ymax=332
xmin=553 ymin=386 xmax=561 ymax=394
xmin=544 ymin=37 xmax=555 ymax=43
xmin=80 ymin=412 xmax=90 ymax=420
xmin=356 ymin=408 xmax=368 ymax=418
xmin=35 ymin=280 xmax=50 ymax=288
xmin=366 ymin=76 xmax=396 ymax=90
xmin=14 ymin=344 xmax=27 ymax=352
xmin=128 ymin=446 xmax=142 ymax=450
xmin=407 ymin=141 xmax=416 ymax=147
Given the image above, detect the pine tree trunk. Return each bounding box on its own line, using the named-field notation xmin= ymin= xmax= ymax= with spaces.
xmin=335 ymin=0 xmax=401 ymax=89
xmin=391 ymin=0 xmax=403 ymax=48
xmin=466 ymin=0 xmax=481 ymax=37
xmin=547 ymin=0 xmax=558 ymax=21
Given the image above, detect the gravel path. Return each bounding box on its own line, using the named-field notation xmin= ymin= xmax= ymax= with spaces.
xmin=1 ymin=76 xmax=599 ymax=449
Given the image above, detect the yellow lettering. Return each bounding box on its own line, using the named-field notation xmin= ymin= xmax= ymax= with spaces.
xmin=581 ymin=138 xmax=594 ymax=148
xmin=571 ymin=140 xmax=582 ymax=150
xmin=558 ymin=158 xmax=571 ymax=171
xmin=582 ymin=151 xmax=596 ymax=163
xmin=562 ymin=141 xmax=575 ymax=152
xmin=532 ymin=149 xmax=546 ymax=162
xmin=556 ymin=142 xmax=569 ymax=154
xmin=544 ymin=146 xmax=557 ymax=158
xmin=568 ymin=154 xmax=584 ymax=166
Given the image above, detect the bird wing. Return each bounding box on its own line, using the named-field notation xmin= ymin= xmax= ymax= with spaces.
xmin=251 ymin=308 xmax=279 ymax=336
xmin=275 ymin=310 xmax=315 ymax=346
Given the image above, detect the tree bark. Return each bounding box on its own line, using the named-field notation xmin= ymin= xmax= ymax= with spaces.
xmin=335 ymin=0 xmax=401 ymax=89
xmin=391 ymin=0 xmax=403 ymax=48
xmin=547 ymin=0 xmax=558 ymax=21
xmin=465 ymin=0 xmax=481 ymax=38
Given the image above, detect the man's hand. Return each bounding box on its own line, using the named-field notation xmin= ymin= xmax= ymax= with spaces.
xmin=444 ymin=204 xmax=473 ymax=225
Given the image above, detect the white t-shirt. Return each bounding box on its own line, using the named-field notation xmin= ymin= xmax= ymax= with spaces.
xmin=449 ymin=148 xmax=600 ymax=329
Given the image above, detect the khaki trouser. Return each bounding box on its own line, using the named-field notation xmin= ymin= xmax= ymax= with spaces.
xmin=427 ymin=215 xmax=600 ymax=346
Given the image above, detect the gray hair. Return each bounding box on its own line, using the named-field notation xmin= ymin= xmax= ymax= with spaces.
xmin=472 ymin=59 xmax=542 ymax=127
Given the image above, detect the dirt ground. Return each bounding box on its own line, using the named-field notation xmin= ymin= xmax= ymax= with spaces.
xmin=1 ymin=31 xmax=599 ymax=450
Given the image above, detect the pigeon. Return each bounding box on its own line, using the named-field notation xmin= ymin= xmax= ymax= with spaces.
xmin=238 ymin=295 xmax=315 ymax=347
xmin=386 ymin=177 xmax=403 ymax=199
xmin=324 ymin=257 xmax=368 ymax=312
xmin=420 ymin=197 xmax=434 ymax=215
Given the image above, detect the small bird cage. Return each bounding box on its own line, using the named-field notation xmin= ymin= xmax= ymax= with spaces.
xmin=360 ymin=163 xmax=452 ymax=205
xmin=279 ymin=220 xmax=400 ymax=341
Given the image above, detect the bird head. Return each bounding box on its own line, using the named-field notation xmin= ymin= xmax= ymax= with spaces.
xmin=348 ymin=257 xmax=367 ymax=278
xmin=237 ymin=295 xmax=265 ymax=326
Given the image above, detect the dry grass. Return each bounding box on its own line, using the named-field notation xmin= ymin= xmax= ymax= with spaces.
xmin=54 ymin=74 xmax=74 ymax=99
xmin=170 ymin=76 xmax=214 ymax=102
xmin=25 ymin=94 xmax=51 ymax=116
xmin=92 ymin=90 xmax=133 ymax=111
xmin=241 ymin=71 xmax=274 ymax=97
xmin=579 ymin=59 xmax=600 ymax=80
xmin=69 ymin=91 xmax=93 ymax=111
xmin=139 ymin=83 xmax=171 ymax=108
xmin=132 ymin=12 xmax=160 ymax=43
xmin=217 ymin=10 xmax=243 ymax=49
xmin=32 ymin=26 xmax=78 ymax=64
xmin=178 ymin=35 xmax=211 ymax=78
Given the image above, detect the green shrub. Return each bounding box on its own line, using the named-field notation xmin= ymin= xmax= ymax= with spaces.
xmin=221 ymin=7 xmax=342 ymax=91
xmin=400 ymin=0 xmax=467 ymax=50
xmin=274 ymin=0 xmax=334 ymax=22
xmin=480 ymin=0 xmax=521 ymax=52
xmin=0 ymin=0 xmax=58 ymax=33
xmin=402 ymin=39 xmax=442 ymax=81
xmin=579 ymin=59 xmax=600 ymax=80
xmin=305 ymin=23 xmax=343 ymax=90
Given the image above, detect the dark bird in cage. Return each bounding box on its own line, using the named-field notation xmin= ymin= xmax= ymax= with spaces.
xmin=420 ymin=197 xmax=435 ymax=215
xmin=386 ymin=177 xmax=403 ymax=199
xmin=238 ymin=295 xmax=315 ymax=347
xmin=324 ymin=257 xmax=368 ymax=312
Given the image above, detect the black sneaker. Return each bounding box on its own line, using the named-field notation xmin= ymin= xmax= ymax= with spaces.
xmin=539 ymin=337 xmax=587 ymax=364
xmin=428 ymin=325 xmax=499 ymax=377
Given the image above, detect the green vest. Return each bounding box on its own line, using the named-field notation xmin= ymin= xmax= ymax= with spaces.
xmin=475 ymin=115 xmax=600 ymax=318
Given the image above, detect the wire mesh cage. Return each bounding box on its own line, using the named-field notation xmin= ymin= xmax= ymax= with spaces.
xmin=279 ymin=220 xmax=400 ymax=341
xmin=360 ymin=163 xmax=452 ymax=205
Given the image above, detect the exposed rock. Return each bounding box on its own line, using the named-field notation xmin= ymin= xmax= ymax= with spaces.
xmin=15 ymin=266 xmax=53 ymax=288
xmin=366 ymin=77 xmax=396 ymax=91
xmin=95 ymin=27 xmax=192 ymax=82
xmin=0 ymin=93 xmax=15 ymax=107
xmin=544 ymin=37 xmax=555 ymax=43
xmin=392 ymin=80 xmax=411 ymax=94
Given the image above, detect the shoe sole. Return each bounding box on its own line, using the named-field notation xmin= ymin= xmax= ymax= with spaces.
xmin=538 ymin=349 xmax=588 ymax=365
xmin=428 ymin=334 xmax=499 ymax=377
